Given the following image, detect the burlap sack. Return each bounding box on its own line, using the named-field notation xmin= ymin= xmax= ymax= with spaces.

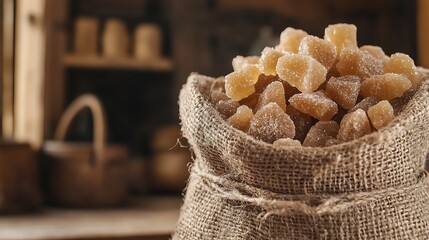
xmin=173 ymin=71 xmax=429 ymax=239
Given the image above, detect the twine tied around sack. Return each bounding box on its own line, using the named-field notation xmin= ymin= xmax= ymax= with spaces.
xmin=192 ymin=163 xmax=429 ymax=219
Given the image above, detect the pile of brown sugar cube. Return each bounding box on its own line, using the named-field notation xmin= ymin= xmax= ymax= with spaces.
xmin=208 ymin=23 xmax=422 ymax=147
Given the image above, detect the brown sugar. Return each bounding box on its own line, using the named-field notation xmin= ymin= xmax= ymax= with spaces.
xmin=255 ymin=74 xmax=278 ymax=93
xmin=360 ymin=73 xmax=411 ymax=100
xmin=240 ymin=75 xmax=280 ymax=111
xmin=239 ymin=93 xmax=259 ymax=111
xmin=232 ymin=55 xmax=259 ymax=71
xmin=325 ymin=138 xmax=339 ymax=147
xmin=332 ymin=107 xmax=348 ymax=126
xmin=248 ymin=103 xmax=295 ymax=143
xmin=288 ymin=91 xmax=338 ymax=121
xmin=225 ymin=65 xmax=260 ymax=101
xmin=389 ymin=89 xmax=416 ymax=115
xmin=255 ymin=81 xmax=286 ymax=112
xmin=210 ymin=78 xmax=226 ymax=93
xmin=298 ymin=35 xmax=336 ymax=69
xmin=227 ymin=105 xmax=254 ymax=132
xmin=384 ymin=53 xmax=420 ymax=89
xmin=273 ymin=138 xmax=302 ymax=147
xmin=360 ymin=45 xmax=389 ymax=62
xmin=215 ymin=100 xmax=240 ymax=118
xmin=326 ymin=63 xmax=341 ymax=80
xmin=324 ymin=23 xmax=358 ymax=57
xmin=286 ymin=105 xmax=313 ymax=142
xmin=367 ymin=100 xmax=395 ymax=130
xmin=276 ymin=54 xmax=327 ymax=93
xmin=303 ymin=121 xmax=339 ymax=147
xmin=211 ymin=23 xmax=420 ymax=146
xmin=282 ymin=81 xmax=301 ymax=100
xmin=210 ymin=91 xmax=229 ymax=103
xmin=240 ymin=75 xmax=279 ymax=110
xmin=326 ymin=75 xmax=361 ymax=109
xmin=259 ymin=47 xmax=284 ymax=76
xmin=336 ymin=48 xmax=383 ymax=81
xmin=337 ymin=109 xmax=372 ymax=142
xmin=275 ymin=27 xmax=308 ymax=53
xmin=349 ymin=96 xmax=380 ymax=113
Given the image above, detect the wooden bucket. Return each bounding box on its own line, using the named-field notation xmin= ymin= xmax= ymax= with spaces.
xmin=43 ymin=94 xmax=128 ymax=207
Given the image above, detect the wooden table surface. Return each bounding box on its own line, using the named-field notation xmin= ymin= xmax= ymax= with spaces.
xmin=0 ymin=197 xmax=182 ymax=240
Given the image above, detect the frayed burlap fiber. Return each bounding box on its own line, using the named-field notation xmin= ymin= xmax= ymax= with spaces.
xmin=173 ymin=71 xmax=429 ymax=239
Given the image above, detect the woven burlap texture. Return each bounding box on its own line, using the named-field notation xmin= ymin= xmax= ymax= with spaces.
xmin=173 ymin=71 xmax=429 ymax=239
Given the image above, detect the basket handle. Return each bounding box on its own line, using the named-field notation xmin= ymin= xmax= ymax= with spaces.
xmin=54 ymin=94 xmax=107 ymax=166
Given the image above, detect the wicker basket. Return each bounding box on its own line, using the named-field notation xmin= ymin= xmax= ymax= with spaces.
xmin=43 ymin=94 xmax=128 ymax=207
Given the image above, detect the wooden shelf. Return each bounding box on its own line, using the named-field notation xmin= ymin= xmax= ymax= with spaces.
xmin=0 ymin=196 xmax=181 ymax=240
xmin=63 ymin=55 xmax=174 ymax=72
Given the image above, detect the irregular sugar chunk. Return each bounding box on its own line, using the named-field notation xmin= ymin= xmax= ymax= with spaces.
xmin=324 ymin=23 xmax=358 ymax=56
xmin=255 ymin=74 xmax=278 ymax=93
xmin=360 ymin=45 xmax=389 ymax=62
xmin=225 ymin=65 xmax=260 ymax=101
xmin=336 ymin=48 xmax=383 ymax=81
xmin=248 ymin=103 xmax=295 ymax=143
xmin=384 ymin=53 xmax=420 ymax=89
xmin=275 ymin=27 xmax=308 ymax=53
xmin=360 ymin=73 xmax=411 ymax=100
xmin=239 ymin=93 xmax=259 ymax=110
xmin=215 ymin=100 xmax=240 ymax=118
xmin=326 ymin=63 xmax=341 ymax=80
xmin=217 ymin=23 xmax=422 ymax=145
xmin=286 ymin=105 xmax=312 ymax=142
xmin=273 ymin=138 xmax=301 ymax=147
xmin=337 ymin=109 xmax=371 ymax=142
xmin=367 ymin=100 xmax=394 ymax=130
xmin=232 ymin=55 xmax=259 ymax=71
xmin=282 ymin=81 xmax=301 ymax=99
xmin=240 ymin=75 xmax=279 ymax=110
xmin=210 ymin=78 xmax=226 ymax=93
xmin=325 ymin=138 xmax=339 ymax=146
xmin=314 ymin=120 xmax=340 ymax=137
xmin=326 ymin=75 xmax=361 ymax=109
xmin=349 ymin=96 xmax=379 ymax=113
xmin=225 ymin=73 xmax=255 ymax=101
xmin=317 ymin=80 xmax=328 ymax=92
xmin=303 ymin=121 xmax=339 ymax=147
xmin=255 ymin=81 xmax=286 ymax=112
xmin=210 ymin=91 xmax=229 ymax=103
xmin=298 ymin=35 xmax=336 ymax=69
xmin=259 ymin=47 xmax=284 ymax=75
xmin=227 ymin=105 xmax=254 ymax=131
xmin=276 ymin=54 xmax=327 ymax=93
xmin=289 ymin=92 xmax=338 ymax=121
xmin=332 ymin=107 xmax=348 ymax=125
xmin=389 ymin=89 xmax=416 ymax=114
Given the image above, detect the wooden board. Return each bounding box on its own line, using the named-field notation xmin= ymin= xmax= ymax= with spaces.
xmin=63 ymin=55 xmax=174 ymax=72
xmin=0 ymin=197 xmax=181 ymax=240
xmin=418 ymin=0 xmax=429 ymax=67
xmin=1 ymin=0 xmax=15 ymax=139
xmin=14 ymin=0 xmax=47 ymax=148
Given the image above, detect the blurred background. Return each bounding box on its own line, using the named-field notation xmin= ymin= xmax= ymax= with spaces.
xmin=0 ymin=0 xmax=427 ymax=239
